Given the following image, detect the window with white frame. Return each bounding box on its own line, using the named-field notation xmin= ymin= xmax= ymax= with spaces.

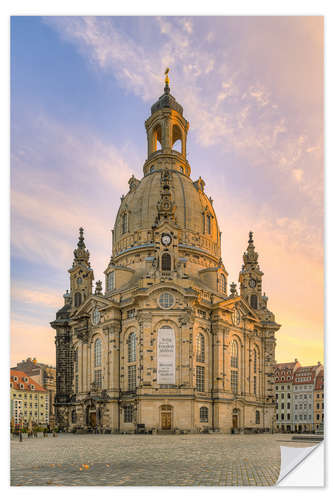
xmin=200 ymin=406 xmax=208 ymax=422
xmin=128 ymin=365 xmax=136 ymax=391
xmin=94 ymin=369 xmax=102 ymax=389
xmin=196 ymin=366 xmax=205 ymax=392
xmin=231 ymin=340 xmax=238 ymax=368
xmin=124 ymin=405 xmax=133 ymax=423
xmin=106 ymin=271 xmax=115 ymax=292
xmin=196 ymin=333 xmax=205 ymax=363
xmin=94 ymin=339 xmax=102 ymax=367
xmin=128 ymin=333 xmax=136 ymax=363
xmin=231 ymin=370 xmax=238 ymax=394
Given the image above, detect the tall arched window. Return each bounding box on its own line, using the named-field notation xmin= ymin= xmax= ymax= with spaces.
xmin=231 ymin=340 xmax=239 ymax=368
xmin=94 ymin=339 xmax=102 ymax=367
xmin=74 ymin=292 xmax=81 ymax=307
xmin=128 ymin=332 xmax=136 ymax=363
xmin=250 ymin=294 xmax=258 ymax=309
xmin=161 ymin=253 xmax=171 ymax=271
xmin=231 ymin=340 xmax=239 ymax=394
xmin=196 ymin=333 xmax=205 ymax=363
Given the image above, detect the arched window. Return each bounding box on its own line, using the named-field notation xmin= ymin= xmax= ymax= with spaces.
xmin=256 ymin=410 xmax=260 ymax=424
xmin=196 ymin=333 xmax=205 ymax=363
xmin=250 ymin=294 xmax=258 ymax=309
xmin=94 ymin=339 xmax=102 ymax=367
xmin=152 ymin=124 xmax=162 ymax=151
xmin=200 ymin=406 xmax=208 ymax=422
xmin=121 ymin=213 xmax=128 ymax=234
xmin=150 ymin=165 xmax=156 ymax=173
xmin=128 ymin=330 xmax=137 ymax=391
xmin=74 ymin=292 xmax=81 ymax=307
xmin=172 ymin=124 xmax=182 ymax=153
xmin=128 ymin=333 xmax=136 ymax=363
xmin=231 ymin=340 xmax=239 ymax=368
xmin=161 ymin=252 xmax=171 ymax=271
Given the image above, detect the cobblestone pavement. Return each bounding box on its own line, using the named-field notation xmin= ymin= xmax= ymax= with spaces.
xmin=10 ymin=433 xmax=318 ymax=487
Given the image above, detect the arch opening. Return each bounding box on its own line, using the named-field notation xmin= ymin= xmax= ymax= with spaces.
xmin=152 ymin=124 xmax=162 ymax=152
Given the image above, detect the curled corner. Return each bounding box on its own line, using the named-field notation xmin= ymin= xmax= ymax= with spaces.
xmin=276 ymin=442 xmax=324 ymax=486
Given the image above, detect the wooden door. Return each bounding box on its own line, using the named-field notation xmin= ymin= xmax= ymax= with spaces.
xmin=232 ymin=414 xmax=238 ymax=429
xmin=161 ymin=412 xmax=171 ymax=430
xmin=90 ymin=412 xmax=96 ymax=427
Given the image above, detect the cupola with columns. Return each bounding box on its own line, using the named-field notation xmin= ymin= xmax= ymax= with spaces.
xmin=143 ymin=69 xmax=190 ymax=177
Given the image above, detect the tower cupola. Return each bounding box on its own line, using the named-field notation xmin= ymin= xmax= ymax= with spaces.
xmin=143 ymin=69 xmax=190 ymax=177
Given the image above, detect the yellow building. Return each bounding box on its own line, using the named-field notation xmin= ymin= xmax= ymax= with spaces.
xmin=10 ymin=370 xmax=49 ymax=427
xmin=52 ymin=77 xmax=280 ymax=433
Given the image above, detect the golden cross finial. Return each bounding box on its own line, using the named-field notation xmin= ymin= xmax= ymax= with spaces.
xmin=164 ymin=67 xmax=170 ymax=86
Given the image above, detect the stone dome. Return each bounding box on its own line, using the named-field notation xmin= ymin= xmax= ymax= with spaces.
xmin=112 ymin=168 xmax=221 ymax=263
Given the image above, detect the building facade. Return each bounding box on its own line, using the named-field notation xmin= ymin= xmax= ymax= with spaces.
xmin=274 ymin=360 xmax=300 ymax=432
xmin=293 ymin=363 xmax=323 ymax=433
xmin=12 ymin=357 xmax=56 ymax=425
xmin=10 ymin=369 xmax=49 ymax=426
xmin=51 ymin=78 xmax=280 ymax=433
xmin=313 ymin=369 xmax=324 ymax=432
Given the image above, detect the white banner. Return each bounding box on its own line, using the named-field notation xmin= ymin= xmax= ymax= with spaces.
xmin=157 ymin=327 xmax=175 ymax=384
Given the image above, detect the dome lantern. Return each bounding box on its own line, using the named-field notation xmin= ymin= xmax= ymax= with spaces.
xmin=143 ymin=69 xmax=190 ymax=177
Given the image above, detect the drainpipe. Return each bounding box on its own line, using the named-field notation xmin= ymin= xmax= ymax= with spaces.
xmin=210 ymin=312 xmax=214 ymax=431
xmin=118 ymin=310 xmax=122 ymax=434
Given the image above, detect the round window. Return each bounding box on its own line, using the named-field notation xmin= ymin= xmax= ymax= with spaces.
xmin=92 ymin=308 xmax=101 ymax=325
xmin=159 ymin=292 xmax=174 ymax=309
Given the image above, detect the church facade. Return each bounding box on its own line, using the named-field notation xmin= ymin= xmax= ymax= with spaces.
xmin=51 ymin=77 xmax=280 ymax=433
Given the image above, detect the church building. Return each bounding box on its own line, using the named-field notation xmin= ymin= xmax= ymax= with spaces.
xmin=51 ymin=74 xmax=280 ymax=433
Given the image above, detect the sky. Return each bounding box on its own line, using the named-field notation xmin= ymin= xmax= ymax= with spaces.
xmin=10 ymin=16 xmax=324 ymax=367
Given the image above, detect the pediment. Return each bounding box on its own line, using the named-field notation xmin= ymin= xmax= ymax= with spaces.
xmin=72 ymin=294 xmax=115 ymax=319
xmin=218 ymin=296 xmax=260 ymax=322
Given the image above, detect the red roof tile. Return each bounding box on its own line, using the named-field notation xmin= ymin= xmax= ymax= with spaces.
xmin=10 ymin=369 xmax=46 ymax=392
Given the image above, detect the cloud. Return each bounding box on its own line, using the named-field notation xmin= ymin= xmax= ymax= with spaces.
xmin=12 ymin=16 xmax=323 ymax=367
xmin=11 ymin=111 xmax=137 ymax=281
xmin=12 ymin=283 xmax=63 ymax=310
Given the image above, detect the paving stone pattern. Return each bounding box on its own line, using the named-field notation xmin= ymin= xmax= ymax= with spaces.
xmin=11 ymin=433 xmax=316 ymax=487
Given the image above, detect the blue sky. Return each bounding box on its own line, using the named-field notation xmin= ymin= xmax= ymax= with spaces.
xmin=11 ymin=16 xmax=324 ymax=366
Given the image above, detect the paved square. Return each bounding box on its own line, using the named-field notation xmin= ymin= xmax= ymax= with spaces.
xmin=10 ymin=433 xmax=318 ymax=486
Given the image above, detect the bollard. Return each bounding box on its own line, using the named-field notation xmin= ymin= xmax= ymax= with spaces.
xmin=19 ymin=432 xmax=22 ymax=442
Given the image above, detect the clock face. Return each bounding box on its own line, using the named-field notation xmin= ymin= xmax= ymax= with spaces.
xmin=249 ymin=278 xmax=256 ymax=288
xmin=161 ymin=234 xmax=172 ymax=246
xmin=232 ymin=309 xmax=241 ymax=326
